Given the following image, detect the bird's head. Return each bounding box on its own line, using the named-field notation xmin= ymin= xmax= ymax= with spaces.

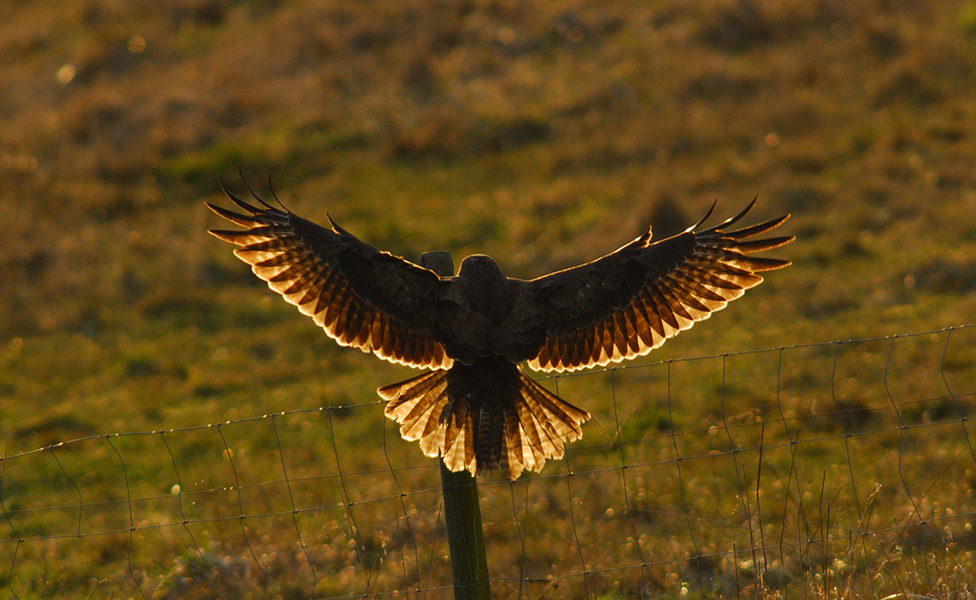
xmin=456 ymin=254 xmax=513 ymax=314
xmin=457 ymin=254 xmax=506 ymax=282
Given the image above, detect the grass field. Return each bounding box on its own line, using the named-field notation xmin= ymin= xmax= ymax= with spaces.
xmin=2 ymin=0 xmax=976 ymax=598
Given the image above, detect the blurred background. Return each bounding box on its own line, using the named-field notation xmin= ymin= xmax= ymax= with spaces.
xmin=4 ymin=0 xmax=975 ymax=425
xmin=1 ymin=1 xmax=976 ymax=597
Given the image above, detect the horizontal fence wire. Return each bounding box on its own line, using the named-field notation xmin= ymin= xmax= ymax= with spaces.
xmin=2 ymin=323 xmax=975 ymax=599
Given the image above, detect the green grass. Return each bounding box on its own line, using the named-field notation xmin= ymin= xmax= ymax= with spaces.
xmin=2 ymin=0 xmax=976 ymax=597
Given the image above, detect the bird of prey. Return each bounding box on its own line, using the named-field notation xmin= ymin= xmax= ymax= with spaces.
xmin=208 ymin=190 xmax=792 ymax=479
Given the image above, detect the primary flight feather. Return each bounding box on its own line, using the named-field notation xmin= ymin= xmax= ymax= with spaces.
xmin=209 ymin=190 xmax=792 ymax=479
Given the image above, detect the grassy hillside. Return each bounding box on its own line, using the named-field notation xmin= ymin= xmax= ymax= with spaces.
xmin=2 ymin=0 xmax=976 ymax=598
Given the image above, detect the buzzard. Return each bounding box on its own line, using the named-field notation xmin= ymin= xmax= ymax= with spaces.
xmin=208 ymin=190 xmax=792 ymax=479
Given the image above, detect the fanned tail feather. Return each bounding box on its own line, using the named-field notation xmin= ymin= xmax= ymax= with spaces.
xmin=379 ymin=360 xmax=590 ymax=480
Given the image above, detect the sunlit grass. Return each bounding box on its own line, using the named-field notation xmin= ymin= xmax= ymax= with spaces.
xmin=2 ymin=0 xmax=976 ymax=597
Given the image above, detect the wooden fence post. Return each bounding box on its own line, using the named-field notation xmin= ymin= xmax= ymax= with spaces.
xmin=420 ymin=251 xmax=492 ymax=600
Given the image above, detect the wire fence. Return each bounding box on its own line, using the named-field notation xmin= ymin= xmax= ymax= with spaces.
xmin=3 ymin=323 xmax=976 ymax=599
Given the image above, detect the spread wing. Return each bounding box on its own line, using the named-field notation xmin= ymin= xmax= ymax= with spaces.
xmin=525 ymin=198 xmax=793 ymax=373
xmin=207 ymin=187 xmax=453 ymax=370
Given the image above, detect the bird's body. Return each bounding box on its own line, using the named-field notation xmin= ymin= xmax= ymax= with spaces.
xmin=209 ymin=190 xmax=793 ymax=479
